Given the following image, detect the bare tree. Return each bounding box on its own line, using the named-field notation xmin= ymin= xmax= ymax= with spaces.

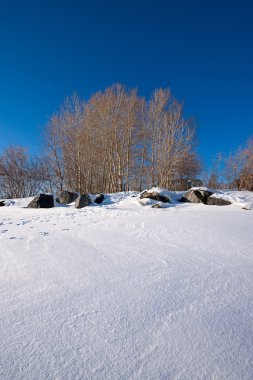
xmin=0 ymin=146 xmax=50 ymax=198
xmin=145 ymin=88 xmax=200 ymax=189
xmin=45 ymin=84 xmax=201 ymax=194
xmin=206 ymin=153 xmax=223 ymax=189
xmin=224 ymin=138 xmax=253 ymax=190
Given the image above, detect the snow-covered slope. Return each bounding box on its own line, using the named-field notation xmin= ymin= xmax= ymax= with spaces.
xmin=0 ymin=191 xmax=253 ymax=379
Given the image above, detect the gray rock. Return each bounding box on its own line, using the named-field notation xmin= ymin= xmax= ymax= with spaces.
xmin=184 ymin=189 xmax=214 ymax=204
xmin=140 ymin=190 xmax=170 ymax=203
xmin=94 ymin=193 xmax=104 ymax=204
xmin=27 ymin=194 xmax=54 ymax=208
xmin=183 ymin=189 xmax=202 ymax=203
xmin=207 ymin=196 xmax=231 ymax=206
xmin=75 ymin=194 xmax=91 ymax=209
xmin=56 ymin=190 xmax=78 ymax=204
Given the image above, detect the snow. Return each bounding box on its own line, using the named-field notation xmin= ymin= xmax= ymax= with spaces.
xmin=0 ymin=191 xmax=253 ymax=379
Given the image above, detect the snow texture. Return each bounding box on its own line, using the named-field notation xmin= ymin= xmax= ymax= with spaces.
xmin=0 ymin=190 xmax=253 ymax=379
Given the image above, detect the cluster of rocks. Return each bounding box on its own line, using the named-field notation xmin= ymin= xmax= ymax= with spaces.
xmin=27 ymin=190 xmax=105 ymax=209
xmin=0 ymin=188 xmax=234 ymax=210
xmin=181 ymin=189 xmax=231 ymax=206
xmin=139 ymin=190 xmax=171 ymax=208
xmin=140 ymin=190 xmax=170 ymax=203
xmin=140 ymin=188 xmax=232 ymax=207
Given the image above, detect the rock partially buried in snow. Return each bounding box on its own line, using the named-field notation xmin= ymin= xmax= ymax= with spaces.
xmin=151 ymin=203 xmax=163 ymax=208
xmin=140 ymin=190 xmax=170 ymax=203
xmin=75 ymin=194 xmax=91 ymax=209
xmin=94 ymin=193 xmax=104 ymax=204
xmin=27 ymin=194 xmax=54 ymax=208
xmin=0 ymin=201 xmax=5 ymax=207
xmin=56 ymin=190 xmax=78 ymax=204
xmin=207 ymin=196 xmax=231 ymax=206
xmin=184 ymin=188 xmax=214 ymax=204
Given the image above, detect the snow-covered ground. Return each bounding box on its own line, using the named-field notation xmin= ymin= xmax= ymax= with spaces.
xmin=0 ymin=191 xmax=253 ymax=379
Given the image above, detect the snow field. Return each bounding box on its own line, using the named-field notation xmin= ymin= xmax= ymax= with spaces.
xmin=0 ymin=192 xmax=253 ymax=379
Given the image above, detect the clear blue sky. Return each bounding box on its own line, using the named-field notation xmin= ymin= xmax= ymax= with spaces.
xmin=0 ymin=0 xmax=252 ymax=167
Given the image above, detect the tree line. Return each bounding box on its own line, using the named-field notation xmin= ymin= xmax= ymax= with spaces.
xmin=0 ymin=84 xmax=252 ymax=198
xmin=207 ymin=138 xmax=253 ymax=191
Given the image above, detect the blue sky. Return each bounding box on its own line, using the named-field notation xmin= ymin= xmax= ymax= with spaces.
xmin=0 ymin=0 xmax=252 ymax=167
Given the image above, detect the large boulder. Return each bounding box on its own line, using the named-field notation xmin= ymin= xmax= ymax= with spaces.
xmin=207 ymin=196 xmax=231 ymax=206
xmin=140 ymin=190 xmax=170 ymax=203
xmin=75 ymin=194 xmax=91 ymax=209
xmin=184 ymin=189 xmax=214 ymax=204
xmin=56 ymin=190 xmax=78 ymax=204
xmin=94 ymin=193 xmax=104 ymax=204
xmin=27 ymin=194 xmax=54 ymax=208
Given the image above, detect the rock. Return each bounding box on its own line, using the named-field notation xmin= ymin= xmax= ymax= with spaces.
xmin=56 ymin=190 xmax=78 ymax=204
xmin=207 ymin=196 xmax=231 ymax=206
xmin=27 ymin=194 xmax=54 ymax=208
xmin=178 ymin=196 xmax=190 ymax=203
xmin=184 ymin=189 xmax=202 ymax=203
xmin=94 ymin=193 xmax=104 ymax=204
xmin=140 ymin=190 xmax=170 ymax=203
xmin=75 ymin=194 xmax=91 ymax=209
xmin=151 ymin=203 xmax=162 ymax=208
xmin=184 ymin=189 xmax=214 ymax=204
xmin=199 ymin=190 xmax=214 ymax=204
xmin=0 ymin=201 xmax=5 ymax=207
